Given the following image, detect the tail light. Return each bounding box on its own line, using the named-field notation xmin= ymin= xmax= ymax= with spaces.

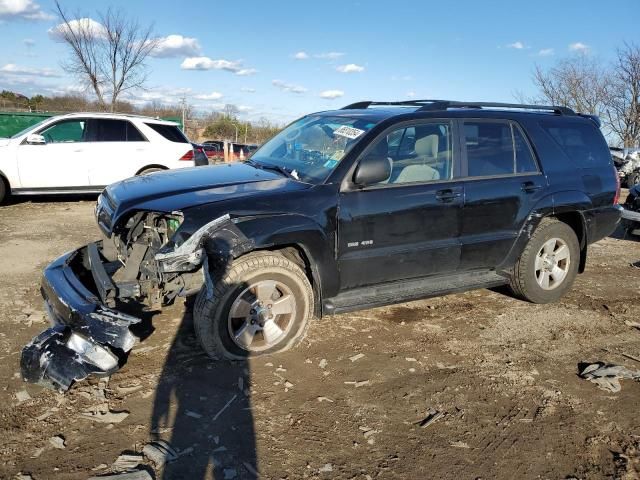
xmin=613 ymin=164 xmax=621 ymax=205
xmin=179 ymin=150 xmax=194 ymax=161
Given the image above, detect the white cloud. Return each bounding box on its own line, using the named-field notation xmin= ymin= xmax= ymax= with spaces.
xmin=235 ymin=68 xmax=257 ymax=76
xmin=48 ymin=18 xmax=107 ymax=41
xmin=23 ymin=38 xmax=35 ymax=47
xmin=407 ymin=91 xmax=416 ymax=98
xmin=241 ymin=87 xmax=256 ymax=93
xmin=569 ymin=42 xmax=589 ymax=52
xmin=194 ymin=91 xmax=223 ymax=100
xmin=506 ymin=41 xmax=525 ymax=49
xmin=292 ymin=51 xmax=309 ymax=60
xmin=0 ymin=0 xmax=52 ymax=21
xmin=237 ymin=105 xmax=253 ymax=112
xmin=0 ymin=63 xmax=59 ymax=77
xmin=180 ymin=57 xmax=257 ymax=75
xmin=150 ymin=34 xmax=201 ymax=58
xmin=320 ymin=89 xmax=344 ymax=99
xmin=537 ymin=48 xmax=554 ymax=56
xmin=272 ymin=79 xmax=307 ymax=94
xmin=336 ymin=63 xmax=364 ymax=73
xmin=315 ymin=52 xmax=345 ymax=60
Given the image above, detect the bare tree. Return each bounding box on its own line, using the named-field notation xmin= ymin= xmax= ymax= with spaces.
xmin=531 ymin=54 xmax=610 ymax=115
xmin=606 ymin=42 xmax=640 ymax=147
xmin=53 ymin=1 xmax=157 ymax=112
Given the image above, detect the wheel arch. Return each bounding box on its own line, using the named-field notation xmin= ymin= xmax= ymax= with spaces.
xmin=135 ymin=164 xmax=168 ymax=175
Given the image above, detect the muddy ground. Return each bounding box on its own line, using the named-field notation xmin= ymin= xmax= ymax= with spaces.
xmin=1 ymin=194 xmax=639 ymax=480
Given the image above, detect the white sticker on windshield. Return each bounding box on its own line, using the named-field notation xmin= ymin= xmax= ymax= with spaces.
xmin=333 ymin=125 xmax=366 ymax=140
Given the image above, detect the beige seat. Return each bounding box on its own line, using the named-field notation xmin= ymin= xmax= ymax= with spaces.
xmin=394 ymin=134 xmax=440 ymax=183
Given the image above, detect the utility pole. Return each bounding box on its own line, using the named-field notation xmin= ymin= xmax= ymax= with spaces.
xmin=180 ymin=95 xmax=187 ymax=134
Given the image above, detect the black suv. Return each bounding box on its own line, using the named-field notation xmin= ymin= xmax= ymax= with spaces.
xmin=22 ymin=100 xmax=621 ymax=390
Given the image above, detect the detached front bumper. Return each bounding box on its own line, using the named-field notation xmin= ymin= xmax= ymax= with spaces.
xmin=21 ymin=246 xmax=141 ymax=391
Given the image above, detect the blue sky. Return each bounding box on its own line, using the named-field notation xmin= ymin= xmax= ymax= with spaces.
xmin=0 ymin=0 xmax=638 ymax=123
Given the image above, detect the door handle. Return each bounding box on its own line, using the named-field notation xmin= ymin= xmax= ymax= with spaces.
xmin=435 ymin=189 xmax=462 ymax=202
xmin=521 ymin=181 xmax=542 ymax=193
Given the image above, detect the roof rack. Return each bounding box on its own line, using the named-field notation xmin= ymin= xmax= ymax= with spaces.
xmin=341 ymin=100 xmax=575 ymax=116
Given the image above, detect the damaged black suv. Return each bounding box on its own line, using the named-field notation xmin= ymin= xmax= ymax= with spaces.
xmin=22 ymin=100 xmax=622 ymax=390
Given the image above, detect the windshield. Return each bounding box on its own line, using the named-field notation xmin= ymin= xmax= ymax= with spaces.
xmin=249 ymin=115 xmax=377 ymax=183
xmin=10 ymin=118 xmax=51 ymax=139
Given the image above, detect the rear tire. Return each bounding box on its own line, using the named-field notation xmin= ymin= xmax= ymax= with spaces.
xmin=193 ymin=252 xmax=313 ymax=360
xmin=509 ymin=218 xmax=580 ymax=304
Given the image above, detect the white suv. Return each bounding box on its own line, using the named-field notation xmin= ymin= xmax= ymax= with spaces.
xmin=0 ymin=112 xmax=202 ymax=204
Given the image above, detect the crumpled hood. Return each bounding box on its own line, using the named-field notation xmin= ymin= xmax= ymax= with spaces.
xmin=102 ymin=163 xmax=310 ymax=231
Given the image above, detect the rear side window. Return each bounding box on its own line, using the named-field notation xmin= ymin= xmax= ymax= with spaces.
xmin=540 ymin=121 xmax=610 ymax=167
xmin=464 ymin=121 xmax=538 ymax=177
xmin=89 ymin=119 xmax=145 ymax=142
xmin=145 ymin=123 xmax=189 ymax=143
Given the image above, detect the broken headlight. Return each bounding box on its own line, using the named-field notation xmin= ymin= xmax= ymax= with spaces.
xmin=66 ymin=333 xmax=119 ymax=372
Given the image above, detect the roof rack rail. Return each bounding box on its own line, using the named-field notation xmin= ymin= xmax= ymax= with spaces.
xmin=341 ymin=99 xmax=449 ymax=110
xmin=341 ymin=100 xmax=575 ymax=116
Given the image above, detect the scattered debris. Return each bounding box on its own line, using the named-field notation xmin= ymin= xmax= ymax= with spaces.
xmin=317 ymin=396 xmax=334 ymax=403
xmin=49 ymin=434 xmax=66 ymax=449
xmin=344 ymin=380 xmax=370 ymax=388
xmin=88 ymin=471 xmax=152 ymax=480
xmin=185 ymin=410 xmax=203 ymax=419
xmin=450 ymin=441 xmax=470 ymax=448
xmin=15 ymin=473 xmax=33 ymax=480
xmin=621 ymin=352 xmax=640 ymax=364
xmin=223 ymin=468 xmax=237 ymax=479
xmin=405 ymin=357 xmax=417 ymax=362
xmin=31 ymin=447 xmax=44 ymax=458
xmin=143 ymin=440 xmax=178 ymax=467
xmin=284 ymin=381 xmax=294 ymax=389
xmin=92 ymin=464 xmax=108 ymax=471
xmin=579 ymin=362 xmax=640 ymax=393
xmin=80 ymin=410 xmax=129 ymax=423
xmin=212 ymin=394 xmax=238 ymax=422
xmin=112 ymin=453 xmax=144 ymax=472
xmin=319 ymin=359 xmax=328 ymax=369
xmin=624 ymin=320 xmax=640 ymax=330
xmin=15 ymin=390 xmax=31 ymax=403
xmin=319 ymin=463 xmax=333 ymax=473
xmin=349 ymin=353 xmax=365 ymax=362
xmin=416 ymin=409 xmax=444 ymax=429
xmin=243 ymin=461 xmax=259 ymax=476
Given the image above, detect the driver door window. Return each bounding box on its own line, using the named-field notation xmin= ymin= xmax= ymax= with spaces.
xmin=369 ymin=122 xmax=454 ymax=186
xmin=39 ymin=120 xmax=87 ymax=143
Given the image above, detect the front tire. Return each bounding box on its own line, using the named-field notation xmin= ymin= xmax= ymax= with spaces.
xmin=193 ymin=252 xmax=313 ymax=360
xmin=0 ymin=178 xmax=6 ymax=204
xmin=509 ymin=218 xmax=580 ymax=304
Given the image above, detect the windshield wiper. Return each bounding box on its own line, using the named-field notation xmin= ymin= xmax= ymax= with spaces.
xmin=246 ymin=160 xmax=298 ymax=180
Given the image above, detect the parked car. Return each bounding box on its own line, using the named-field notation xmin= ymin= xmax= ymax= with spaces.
xmin=612 ymin=147 xmax=640 ymax=187
xmin=0 ymin=112 xmax=199 ymax=204
xmin=21 ymin=100 xmax=621 ymax=390
xmin=202 ymin=140 xmax=258 ymax=161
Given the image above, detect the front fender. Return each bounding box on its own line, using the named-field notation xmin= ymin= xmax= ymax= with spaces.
xmin=233 ymin=214 xmax=338 ymax=300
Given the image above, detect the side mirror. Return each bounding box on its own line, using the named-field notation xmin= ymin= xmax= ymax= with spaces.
xmin=353 ymin=155 xmax=391 ymax=187
xmin=26 ymin=133 xmax=46 ymax=145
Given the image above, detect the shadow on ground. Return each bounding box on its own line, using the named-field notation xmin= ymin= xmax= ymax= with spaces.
xmin=150 ymin=300 xmax=257 ymax=480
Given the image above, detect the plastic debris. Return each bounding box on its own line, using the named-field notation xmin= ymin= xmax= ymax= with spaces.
xmin=319 ymin=463 xmax=333 ymax=473
xmin=143 ymin=440 xmax=178 ymax=467
xmin=49 ymin=434 xmax=66 ymax=449
xmin=416 ymin=409 xmax=444 ymax=428
xmin=349 ymin=353 xmax=365 ymax=362
xmin=579 ymin=362 xmax=640 ymax=393
xmin=112 ymin=453 xmax=144 ymax=472
xmin=15 ymin=390 xmax=31 ymax=403
xmin=319 ymin=359 xmax=328 ymax=369
xmin=88 ymin=471 xmax=152 ymax=480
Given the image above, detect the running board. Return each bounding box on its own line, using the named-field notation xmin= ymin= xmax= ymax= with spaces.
xmin=322 ymin=271 xmax=508 ymax=315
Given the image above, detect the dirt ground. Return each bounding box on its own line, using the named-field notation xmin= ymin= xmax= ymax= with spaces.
xmin=1 ymin=193 xmax=640 ymax=480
